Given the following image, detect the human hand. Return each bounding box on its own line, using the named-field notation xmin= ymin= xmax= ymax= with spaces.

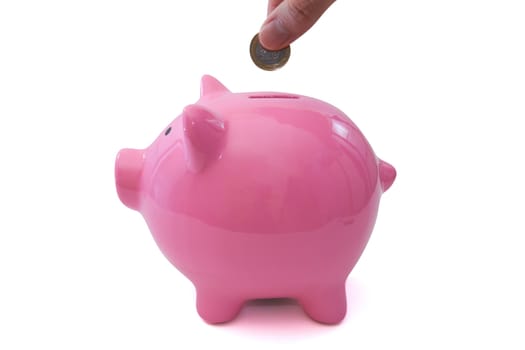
xmin=259 ymin=0 xmax=336 ymax=51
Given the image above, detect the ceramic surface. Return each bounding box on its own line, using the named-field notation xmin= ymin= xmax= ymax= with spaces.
xmin=115 ymin=75 xmax=396 ymax=324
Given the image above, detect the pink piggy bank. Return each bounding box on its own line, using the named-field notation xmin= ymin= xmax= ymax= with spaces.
xmin=115 ymin=75 xmax=396 ymax=324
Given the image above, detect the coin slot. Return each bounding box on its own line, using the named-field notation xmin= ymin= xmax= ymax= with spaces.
xmin=249 ymin=95 xmax=299 ymax=99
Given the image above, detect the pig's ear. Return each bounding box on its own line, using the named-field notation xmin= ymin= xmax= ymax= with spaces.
xmin=182 ymin=104 xmax=226 ymax=172
xmin=200 ymin=75 xmax=230 ymax=97
xmin=378 ymin=159 xmax=396 ymax=192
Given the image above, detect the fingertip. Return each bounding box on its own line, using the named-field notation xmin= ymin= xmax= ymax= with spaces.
xmin=259 ymin=17 xmax=292 ymax=51
xmin=260 ymin=0 xmax=335 ymax=50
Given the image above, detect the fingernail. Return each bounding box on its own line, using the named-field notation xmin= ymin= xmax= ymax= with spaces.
xmin=259 ymin=18 xmax=291 ymax=51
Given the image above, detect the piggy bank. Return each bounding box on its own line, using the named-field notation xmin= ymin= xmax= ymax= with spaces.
xmin=115 ymin=75 xmax=396 ymax=324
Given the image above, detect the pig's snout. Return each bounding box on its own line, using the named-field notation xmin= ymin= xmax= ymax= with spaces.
xmin=115 ymin=148 xmax=145 ymax=210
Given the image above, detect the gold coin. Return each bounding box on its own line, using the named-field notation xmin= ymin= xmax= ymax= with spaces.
xmin=250 ymin=33 xmax=291 ymax=71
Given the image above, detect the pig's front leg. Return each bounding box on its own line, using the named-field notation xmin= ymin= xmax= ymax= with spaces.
xmin=195 ymin=287 xmax=245 ymax=324
xmin=298 ymin=283 xmax=347 ymax=324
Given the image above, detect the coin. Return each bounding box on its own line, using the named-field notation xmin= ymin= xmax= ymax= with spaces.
xmin=250 ymin=33 xmax=291 ymax=71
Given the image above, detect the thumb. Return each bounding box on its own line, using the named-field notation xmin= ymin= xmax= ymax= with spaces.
xmin=259 ymin=0 xmax=336 ymax=50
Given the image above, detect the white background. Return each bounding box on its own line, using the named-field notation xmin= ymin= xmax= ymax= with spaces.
xmin=1 ymin=0 xmax=524 ymax=349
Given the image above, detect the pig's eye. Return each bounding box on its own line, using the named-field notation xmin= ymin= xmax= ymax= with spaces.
xmin=164 ymin=126 xmax=172 ymax=136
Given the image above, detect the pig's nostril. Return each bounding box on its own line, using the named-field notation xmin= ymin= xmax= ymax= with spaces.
xmin=164 ymin=126 xmax=172 ymax=136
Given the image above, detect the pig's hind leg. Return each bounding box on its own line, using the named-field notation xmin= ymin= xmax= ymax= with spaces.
xmin=298 ymin=283 xmax=347 ymax=324
xmin=195 ymin=288 xmax=244 ymax=324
